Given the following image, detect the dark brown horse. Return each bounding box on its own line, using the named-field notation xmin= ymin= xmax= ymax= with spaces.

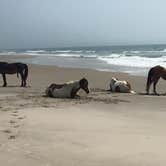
xmin=146 ymin=65 xmax=166 ymax=95
xmin=0 ymin=62 xmax=28 ymax=87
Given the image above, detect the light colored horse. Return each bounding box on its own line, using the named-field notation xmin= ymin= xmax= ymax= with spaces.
xmin=110 ymin=77 xmax=135 ymax=93
xmin=45 ymin=78 xmax=89 ymax=98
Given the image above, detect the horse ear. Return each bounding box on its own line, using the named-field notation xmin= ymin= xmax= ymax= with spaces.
xmin=82 ymin=77 xmax=86 ymax=80
xmin=80 ymin=78 xmax=88 ymax=85
xmin=112 ymin=77 xmax=117 ymax=81
xmin=80 ymin=78 xmax=86 ymax=82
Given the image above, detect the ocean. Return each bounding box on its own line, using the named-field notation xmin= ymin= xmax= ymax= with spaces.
xmin=1 ymin=44 xmax=166 ymax=76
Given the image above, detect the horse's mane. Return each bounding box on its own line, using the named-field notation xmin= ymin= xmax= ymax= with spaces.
xmin=66 ymin=80 xmax=78 ymax=85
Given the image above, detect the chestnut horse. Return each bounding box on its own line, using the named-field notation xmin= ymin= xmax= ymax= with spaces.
xmin=0 ymin=62 xmax=28 ymax=87
xmin=146 ymin=65 xmax=166 ymax=95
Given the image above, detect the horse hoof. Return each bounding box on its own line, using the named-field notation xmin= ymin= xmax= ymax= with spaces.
xmin=154 ymin=93 xmax=159 ymax=96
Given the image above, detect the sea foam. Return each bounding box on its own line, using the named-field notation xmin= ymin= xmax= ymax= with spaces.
xmin=98 ymin=54 xmax=166 ymax=68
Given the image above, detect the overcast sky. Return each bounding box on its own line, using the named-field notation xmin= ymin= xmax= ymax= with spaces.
xmin=0 ymin=0 xmax=166 ymax=49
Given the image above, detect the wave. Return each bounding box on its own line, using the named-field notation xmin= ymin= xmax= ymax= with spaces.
xmin=51 ymin=50 xmax=95 ymax=53
xmin=85 ymin=50 xmax=96 ymax=53
xmin=2 ymin=47 xmax=166 ymax=70
xmin=46 ymin=53 xmax=97 ymax=58
xmin=0 ymin=51 xmax=17 ymax=55
xmin=26 ymin=50 xmax=46 ymax=53
xmin=53 ymin=50 xmax=72 ymax=53
xmin=26 ymin=50 xmax=82 ymax=54
xmin=123 ymin=48 xmax=166 ymax=55
xmin=98 ymin=54 xmax=166 ymax=68
xmin=161 ymin=48 xmax=166 ymax=52
xmin=23 ymin=51 xmax=98 ymax=58
xmin=52 ymin=53 xmax=81 ymax=58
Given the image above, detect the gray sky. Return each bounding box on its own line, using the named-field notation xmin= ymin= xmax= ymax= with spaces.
xmin=0 ymin=0 xmax=166 ymax=49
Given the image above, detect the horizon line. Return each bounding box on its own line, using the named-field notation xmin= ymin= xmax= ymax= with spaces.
xmin=1 ymin=43 xmax=166 ymax=50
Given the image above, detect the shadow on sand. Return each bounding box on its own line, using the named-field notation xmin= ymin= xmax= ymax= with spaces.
xmin=138 ymin=92 xmax=166 ymax=96
xmin=0 ymin=85 xmax=31 ymax=88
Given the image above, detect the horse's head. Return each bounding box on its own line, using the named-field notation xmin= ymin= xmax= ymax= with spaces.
xmin=110 ymin=77 xmax=118 ymax=85
xmin=79 ymin=78 xmax=89 ymax=94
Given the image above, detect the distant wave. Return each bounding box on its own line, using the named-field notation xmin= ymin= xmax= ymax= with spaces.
xmin=25 ymin=49 xmax=96 ymax=54
xmin=85 ymin=50 xmax=96 ymax=53
xmin=123 ymin=48 xmax=166 ymax=56
xmin=2 ymin=47 xmax=166 ymax=70
xmin=98 ymin=54 xmax=166 ymax=68
xmin=50 ymin=50 xmax=95 ymax=54
xmin=23 ymin=51 xmax=98 ymax=58
xmin=162 ymin=49 xmax=166 ymax=52
xmin=52 ymin=53 xmax=81 ymax=58
xmin=0 ymin=51 xmax=17 ymax=55
xmin=53 ymin=50 xmax=72 ymax=53
xmin=47 ymin=53 xmax=97 ymax=58
xmin=26 ymin=50 xmax=46 ymax=53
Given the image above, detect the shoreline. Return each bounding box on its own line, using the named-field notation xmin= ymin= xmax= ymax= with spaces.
xmin=0 ymin=54 xmax=149 ymax=76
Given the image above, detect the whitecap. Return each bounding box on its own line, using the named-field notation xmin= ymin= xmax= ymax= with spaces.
xmin=98 ymin=54 xmax=166 ymax=68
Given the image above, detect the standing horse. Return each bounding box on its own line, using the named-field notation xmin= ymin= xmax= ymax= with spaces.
xmin=146 ymin=65 xmax=166 ymax=95
xmin=0 ymin=62 xmax=28 ymax=87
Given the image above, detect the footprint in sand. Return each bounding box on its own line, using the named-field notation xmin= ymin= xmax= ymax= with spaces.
xmin=9 ymin=120 xmax=17 ymax=124
xmin=7 ymin=112 xmax=26 ymax=140
xmin=12 ymin=111 xmax=18 ymax=113
xmin=1 ymin=129 xmax=16 ymax=140
xmin=18 ymin=116 xmax=26 ymax=120
xmin=11 ymin=113 xmax=19 ymax=117
xmin=1 ymin=129 xmax=12 ymax=134
xmin=8 ymin=135 xmax=16 ymax=139
xmin=13 ymin=124 xmax=20 ymax=128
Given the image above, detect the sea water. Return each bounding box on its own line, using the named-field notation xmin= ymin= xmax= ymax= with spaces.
xmin=1 ymin=44 xmax=166 ymax=76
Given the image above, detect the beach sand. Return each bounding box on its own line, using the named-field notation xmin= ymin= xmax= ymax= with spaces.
xmin=0 ymin=56 xmax=166 ymax=165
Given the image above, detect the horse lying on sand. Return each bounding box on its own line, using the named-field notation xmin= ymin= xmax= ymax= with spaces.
xmin=146 ymin=65 xmax=166 ymax=95
xmin=0 ymin=62 xmax=28 ymax=87
xmin=110 ymin=77 xmax=135 ymax=93
xmin=45 ymin=78 xmax=90 ymax=98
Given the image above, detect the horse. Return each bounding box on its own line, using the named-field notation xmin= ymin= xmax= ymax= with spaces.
xmin=0 ymin=62 xmax=28 ymax=87
xmin=146 ymin=65 xmax=166 ymax=95
xmin=45 ymin=78 xmax=90 ymax=98
xmin=110 ymin=77 xmax=135 ymax=93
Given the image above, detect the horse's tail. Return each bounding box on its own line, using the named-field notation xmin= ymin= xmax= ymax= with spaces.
xmin=24 ymin=64 xmax=28 ymax=81
xmin=17 ymin=72 xmax=19 ymax=78
xmin=146 ymin=68 xmax=153 ymax=94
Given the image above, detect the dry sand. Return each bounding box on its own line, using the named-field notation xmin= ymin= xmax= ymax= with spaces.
xmin=0 ymin=56 xmax=166 ymax=165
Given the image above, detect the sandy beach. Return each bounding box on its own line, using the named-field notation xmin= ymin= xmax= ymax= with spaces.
xmin=1 ymin=56 xmax=166 ymax=166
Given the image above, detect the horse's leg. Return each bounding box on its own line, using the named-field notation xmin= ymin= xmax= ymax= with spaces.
xmin=23 ymin=74 xmax=26 ymax=87
xmin=19 ymin=72 xmax=24 ymax=87
xmin=23 ymin=65 xmax=28 ymax=87
xmin=23 ymin=79 xmax=26 ymax=87
xmin=2 ymin=74 xmax=7 ymax=87
xmin=153 ymin=77 xmax=160 ymax=95
xmin=146 ymin=84 xmax=151 ymax=95
xmin=146 ymin=74 xmax=153 ymax=95
xmin=21 ymin=68 xmax=26 ymax=87
xmin=146 ymin=80 xmax=152 ymax=95
xmin=71 ymin=87 xmax=80 ymax=98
